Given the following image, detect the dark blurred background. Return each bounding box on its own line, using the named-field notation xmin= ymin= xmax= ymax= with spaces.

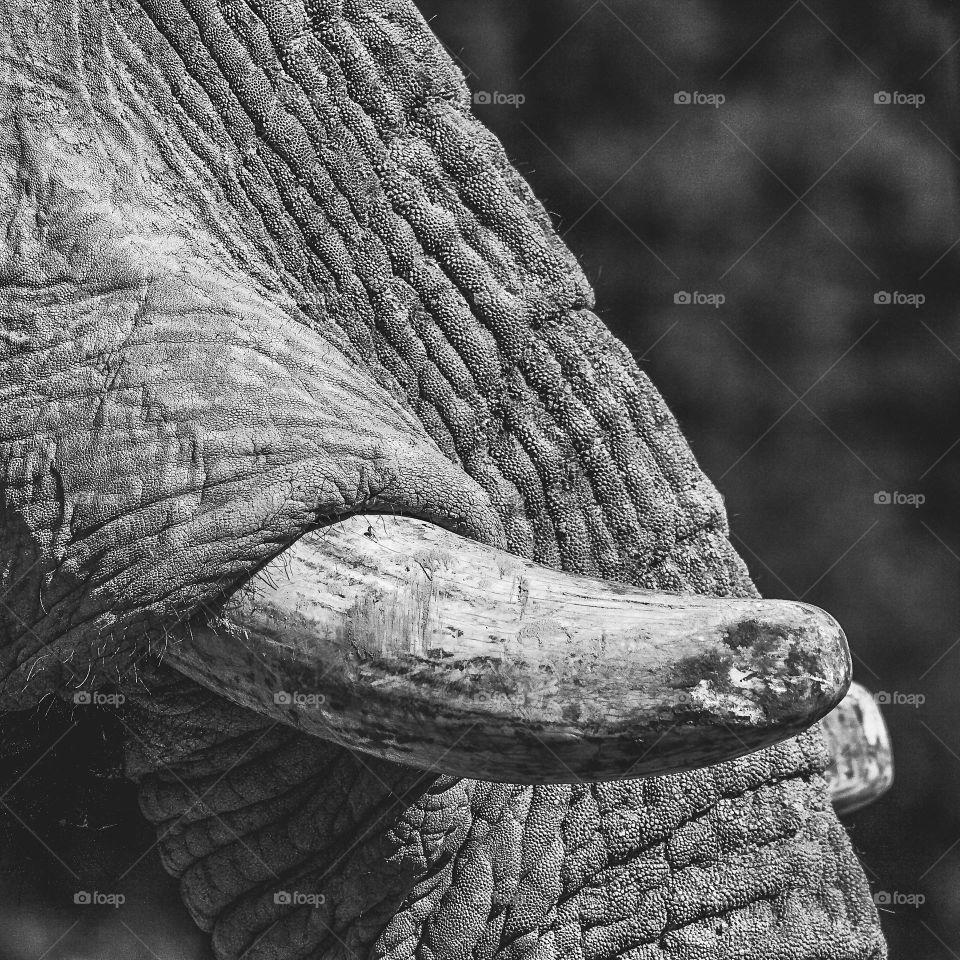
xmin=2 ymin=1 xmax=958 ymax=957
xmin=420 ymin=1 xmax=960 ymax=956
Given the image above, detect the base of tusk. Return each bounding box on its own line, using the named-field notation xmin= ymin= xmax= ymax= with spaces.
xmin=822 ymin=682 xmax=894 ymax=815
xmin=165 ymin=514 xmax=852 ymax=784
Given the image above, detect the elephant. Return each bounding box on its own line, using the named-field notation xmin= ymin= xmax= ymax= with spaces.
xmin=0 ymin=0 xmax=894 ymax=957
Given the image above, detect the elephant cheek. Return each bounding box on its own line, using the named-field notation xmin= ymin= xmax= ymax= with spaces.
xmin=0 ymin=268 xmax=506 ymax=708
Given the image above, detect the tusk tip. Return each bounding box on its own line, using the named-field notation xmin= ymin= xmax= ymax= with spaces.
xmin=712 ymin=599 xmax=852 ymax=726
xmin=821 ymin=681 xmax=894 ymax=815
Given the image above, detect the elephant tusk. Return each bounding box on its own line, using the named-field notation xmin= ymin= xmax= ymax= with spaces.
xmin=822 ymin=681 xmax=894 ymax=815
xmin=165 ymin=514 xmax=852 ymax=783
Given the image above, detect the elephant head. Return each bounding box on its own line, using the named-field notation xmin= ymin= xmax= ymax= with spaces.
xmin=0 ymin=0 xmax=891 ymax=956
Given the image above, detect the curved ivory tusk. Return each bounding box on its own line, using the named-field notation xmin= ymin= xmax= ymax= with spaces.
xmin=822 ymin=682 xmax=894 ymax=815
xmin=165 ymin=515 xmax=852 ymax=783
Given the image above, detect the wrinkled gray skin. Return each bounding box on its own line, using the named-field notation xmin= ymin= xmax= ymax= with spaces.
xmin=0 ymin=0 xmax=885 ymax=957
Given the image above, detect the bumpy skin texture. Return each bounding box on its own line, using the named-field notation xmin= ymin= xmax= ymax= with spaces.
xmin=124 ymin=670 xmax=882 ymax=960
xmin=0 ymin=0 xmax=884 ymax=957
xmin=1 ymin=0 xmax=745 ymax=695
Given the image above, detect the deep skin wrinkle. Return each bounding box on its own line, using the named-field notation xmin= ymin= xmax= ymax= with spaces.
xmin=0 ymin=0 xmax=885 ymax=957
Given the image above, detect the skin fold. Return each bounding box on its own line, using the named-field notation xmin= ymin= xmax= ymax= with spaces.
xmin=0 ymin=0 xmax=885 ymax=957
